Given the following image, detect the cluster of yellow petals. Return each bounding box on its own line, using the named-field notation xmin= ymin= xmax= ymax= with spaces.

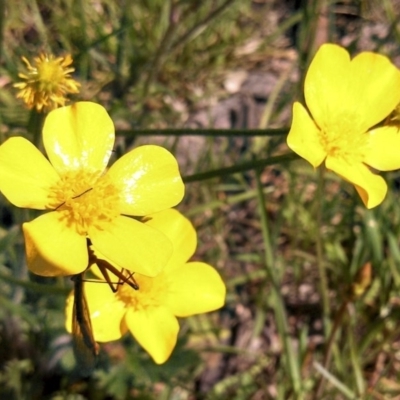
xmin=287 ymin=43 xmax=400 ymax=208
xmin=65 ymin=209 xmax=226 ymax=364
xmin=0 ymin=102 xmax=184 ymax=277
xmin=14 ymin=53 xmax=80 ymax=111
xmin=0 ymin=100 xmax=225 ymax=365
xmin=0 ymin=97 xmax=225 ymax=366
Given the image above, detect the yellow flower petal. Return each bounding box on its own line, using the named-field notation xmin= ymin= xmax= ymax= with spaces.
xmin=67 ymin=282 xmax=126 ymax=342
xmin=305 ymin=44 xmax=400 ymax=134
xmin=325 ymin=157 xmax=387 ymax=209
xmin=290 ymin=44 xmax=400 ymax=208
xmin=23 ymin=213 xmax=88 ymax=276
xmin=107 ymin=145 xmax=184 ymax=216
xmin=145 ymin=209 xmax=197 ymax=269
xmin=125 ymin=306 xmax=179 ymax=364
xmin=166 ymin=262 xmax=226 ymax=317
xmin=305 ymin=44 xmax=350 ymax=130
xmin=287 ymin=102 xmax=326 ymax=167
xmin=0 ymin=137 xmax=59 ymax=209
xmin=43 ymin=102 xmax=114 ymax=173
xmin=364 ymin=126 xmax=400 ymax=171
xmin=85 ymin=282 xmax=127 ymax=342
xmin=89 ymin=215 xmax=173 ymax=277
xmin=349 ymin=52 xmax=400 ymax=130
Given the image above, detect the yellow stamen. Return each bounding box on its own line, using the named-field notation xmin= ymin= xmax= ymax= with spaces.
xmin=318 ymin=117 xmax=368 ymax=163
xmin=117 ymin=273 xmax=169 ymax=311
xmin=48 ymin=170 xmax=120 ymax=235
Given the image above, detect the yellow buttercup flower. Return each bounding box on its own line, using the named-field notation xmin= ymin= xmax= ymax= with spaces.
xmin=14 ymin=53 xmax=80 ymax=111
xmin=0 ymin=102 xmax=184 ymax=277
xmin=65 ymin=209 xmax=226 ymax=364
xmin=287 ymin=43 xmax=400 ymax=208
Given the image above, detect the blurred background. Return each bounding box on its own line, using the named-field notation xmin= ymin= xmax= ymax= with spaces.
xmin=1 ymin=0 xmax=400 ymax=399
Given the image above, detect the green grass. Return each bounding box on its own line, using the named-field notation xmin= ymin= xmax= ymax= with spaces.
xmin=1 ymin=0 xmax=400 ymax=399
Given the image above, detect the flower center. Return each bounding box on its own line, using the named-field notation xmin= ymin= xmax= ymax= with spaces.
xmin=117 ymin=273 xmax=169 ymax=311
xmin=37 ymin=59 xmax=67 ymax=91
xmin=15 ymin=54 xmax=80 ymax=111
xmin=48 ymin=170 xmax=120 ymax=235
xmin=318 ymin=117 xmax=368 ymax=164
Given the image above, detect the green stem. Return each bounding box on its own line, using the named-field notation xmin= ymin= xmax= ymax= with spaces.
xmin=116 ymin=127 xmax=289 ymax=137
xmin=170 ymin=0 xmax=235 ymax=52
xmin=0 ymin=271 xmax=70 ymax=296
xmin=183 ymin=152 xmax=299 ymax=183
xmin=0 ymin=0 xmax=5 ymax=63
xmin=255 ymin=169 xmax=302 ymax=397
xmin=27 ymin=109 xmax=45 ymax=149
xmin=141 ymin=0 xmax=178 ymax=101
xmin=313 ymin=298 xmax=349 ymax=399
xmin=30 ymin=0 xmax=50 ymax=51
xmin=316 ymin=167 xmax=330 ymax=332
xmin=76 ymin=0 xmax=89 ymax=80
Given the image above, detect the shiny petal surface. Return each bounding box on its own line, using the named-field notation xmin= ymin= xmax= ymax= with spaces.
xmin=287 ymin=102 xmax=326 ymax=167
xmin=125 ymin=306 xmax=179 ymax=364
xmin=0 ymin=137 xmax=59 ymax=209
xmin=166 ymin=262 xmax=226 ymax=317
xmin=89 ymin=215 xmax=172 ymax=277
xmin=145 ymin=209 xmax=197 ymax=270
xmin=326 ymin=157 xmax=387 ymax=209
xmin=305 ymin=44 xmax=400 ymax=134
xmin=43 ymin=102 xmax=114 ymax=173
xmin=23 ymin=213 xmax=87 ymax=276
xmin=305 ymin=44 xmax=350 ymax=130
xmin=107 ymin=145 xmax=184 ymax=216
xmin=364 ymin=126 xmax=400 ymax=171
xmin=349 ymin=52 xmax=400 ymax=130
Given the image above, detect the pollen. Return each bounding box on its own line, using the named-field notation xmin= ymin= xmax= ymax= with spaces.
xmin=117 ymin=273 xmax=169 ymax=311
xmin=48 ymin=170 xmax=120 ymax=235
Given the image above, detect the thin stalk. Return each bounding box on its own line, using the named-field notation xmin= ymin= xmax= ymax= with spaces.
xmin=0 ymin=271 xmax=70 ymax=296
xmin=74 ymin=27 xmax=127 ymax=60
xmin=114 ymin=0 xmax=128 ymax=80
xmin=0 ymin=0 xmax=5 ymax=62
xmin=348 ymin=322 xmax=365 ymax=396
xmin=187 ymin=185 xmax=276 ymax=217
xmin=27 ymin=109 xmax=45 ymax=149
xmin=116 ymin=127 xmax=289 ymax=137
xmin=313 ymin=298 xmax=350 ymax=399
xmin=259 ymin=63 xmax=295 ymax=130
xmin=255 ymin=169 xmax=302 ymax=397
xmin=30 ymin=0 xmax=50 ymax=51
xmin=76 ymin=0 xmax=89 ymax=80
xmin=170 ymin=0 xmax=235 ymax=52
xmin=141 ymin=0 xmax=235 ymax=113
xmin=183 ymin=153 xmax=299 ymax=183
xmin=141 ymin=0 xmax=179 ymax=100
xmin=313 ymin=361 xmax=355 ymax=399
xmin=316 ymin=167 xmax=330 ymax=333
